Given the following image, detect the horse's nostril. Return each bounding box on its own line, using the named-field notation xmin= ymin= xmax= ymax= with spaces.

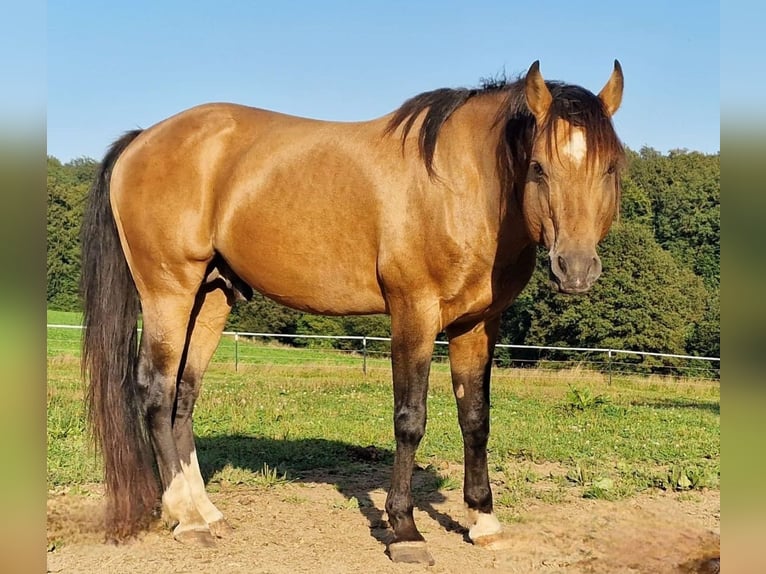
xmin=558 ymin=255 xmax=567 ymax=274
xmin=589 ymin=256 xmax=601 ymax=279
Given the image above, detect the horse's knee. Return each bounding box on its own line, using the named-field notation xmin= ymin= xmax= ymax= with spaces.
xmin=394 ymin=405 xmax=426 ymax=446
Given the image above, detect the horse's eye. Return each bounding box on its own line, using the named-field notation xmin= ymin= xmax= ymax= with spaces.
xmin=606 ymin=163 xmax=617 ymax=175
xmin=530 ymin=161 xmax=545 ymax=180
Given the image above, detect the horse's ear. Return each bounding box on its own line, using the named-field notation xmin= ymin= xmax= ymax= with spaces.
xmin=598 ymin=60 xmax=624 ymax=117
xmin=524 ymin=60 xmax=552 ymax=121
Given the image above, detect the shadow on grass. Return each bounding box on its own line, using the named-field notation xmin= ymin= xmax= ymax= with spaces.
xmin=630 ymin=397 xmax=719 ymax=415
xmin=196 ymin=435 xmax=466 ymax=546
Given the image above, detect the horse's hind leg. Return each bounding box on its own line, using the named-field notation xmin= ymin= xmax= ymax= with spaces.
xmin=173 ymin=284 xmax=234 ymax=538
xmin=136 ymin=268 xmax=216 ymax=546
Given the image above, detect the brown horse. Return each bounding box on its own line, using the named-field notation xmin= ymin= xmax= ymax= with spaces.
xmin=81 ymin=60 xmax=624 ymax=564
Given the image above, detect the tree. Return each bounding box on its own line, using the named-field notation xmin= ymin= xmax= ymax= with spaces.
xmin=627 ymin=148 xmax=720 ymax=288
xmin=46 ymin=156 xmax=97 ymax=310
xmin=619 ymin=149 xmax=654 ymax=228
xmin=687 ymin=288 xmax=720 ymax=359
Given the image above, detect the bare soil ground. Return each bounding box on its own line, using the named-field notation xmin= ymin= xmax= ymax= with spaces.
xmin=47 ymin=468 xmax=719 ymax=574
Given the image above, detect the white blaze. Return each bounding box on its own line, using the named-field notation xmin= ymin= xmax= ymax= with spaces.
xmin=562 ymin=128 xmax=587 ymax=165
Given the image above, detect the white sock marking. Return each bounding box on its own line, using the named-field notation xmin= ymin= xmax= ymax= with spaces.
xmin=182 ymin=450 xmax=224 ymax=524
xmin=466 ymin=507 xmax=503 ymax=540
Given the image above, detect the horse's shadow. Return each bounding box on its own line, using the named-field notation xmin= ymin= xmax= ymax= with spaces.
xmin=196 ymin=435 xmax=468 ymax=545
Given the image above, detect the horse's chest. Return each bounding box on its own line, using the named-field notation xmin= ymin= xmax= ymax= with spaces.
xmin=439 ymin=247 xmax=536 ymax=327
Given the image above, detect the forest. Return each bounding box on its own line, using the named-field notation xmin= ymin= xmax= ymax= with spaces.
xmin=47 ymin=146 xmax=719 ymax=370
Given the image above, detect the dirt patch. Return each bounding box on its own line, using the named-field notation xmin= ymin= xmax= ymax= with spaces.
xmin=47 ymin=473 xmax=719 ymax=574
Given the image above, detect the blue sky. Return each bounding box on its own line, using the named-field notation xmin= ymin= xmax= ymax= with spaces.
xmin=46 ymin=1 xmax=719 ymax=162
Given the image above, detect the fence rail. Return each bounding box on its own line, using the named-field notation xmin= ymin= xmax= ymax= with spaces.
xmin=47 ymin=324 xmax=720 ymax=383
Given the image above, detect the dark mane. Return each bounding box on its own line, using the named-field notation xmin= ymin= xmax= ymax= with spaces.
xmin=386 ymin=76 xmax=624 ymax=177
xmin=385 ymin=87 xmax=483 ymax=174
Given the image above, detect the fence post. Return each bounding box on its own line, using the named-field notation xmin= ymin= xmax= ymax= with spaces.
xmin=234 ymin=332 xmax=239 ymax=372
xmin=362 ymin=336 xmax=368 ymax=376
xmin=607 ymin=349 xmax=612 ymax=385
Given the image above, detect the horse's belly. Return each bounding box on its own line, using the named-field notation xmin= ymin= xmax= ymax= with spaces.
xmin=220 ymin=234 xmax=386 ymax=316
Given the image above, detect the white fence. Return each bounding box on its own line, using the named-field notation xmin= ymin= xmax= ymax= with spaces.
xmin=47 ymin=324 xmax=720 ymax=383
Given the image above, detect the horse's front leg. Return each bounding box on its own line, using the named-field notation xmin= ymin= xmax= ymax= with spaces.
xmin=447 ymin=318 xmax=505 ymax=546
xmin=385 ymin=305 xmax=439 ymax=565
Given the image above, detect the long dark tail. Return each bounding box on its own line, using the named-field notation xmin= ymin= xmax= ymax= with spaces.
xmin=80 ymin=129 xmax=159 ymax=540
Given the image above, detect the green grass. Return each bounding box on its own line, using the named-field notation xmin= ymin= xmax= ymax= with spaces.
xmin=47 ymin=324 xmax=720 ymax=505
xmin=47 ymin=309 xmax=83 ymax=326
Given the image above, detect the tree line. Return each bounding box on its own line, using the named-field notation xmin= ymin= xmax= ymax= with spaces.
xmin=47 ymin=146 xmax=719 ymax=373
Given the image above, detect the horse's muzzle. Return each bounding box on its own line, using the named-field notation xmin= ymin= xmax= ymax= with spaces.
xmin=549 ymin=250 xmax=602 ymax=294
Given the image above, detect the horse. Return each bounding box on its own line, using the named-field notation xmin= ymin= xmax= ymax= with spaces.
xmin=81 ymin=60 xmax=624 ymax=564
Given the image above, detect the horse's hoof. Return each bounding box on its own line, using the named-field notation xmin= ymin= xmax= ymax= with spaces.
xmin=209 ymin=518 xmax=234 ymax=538
xmin=388 ymin=541 xmax=435 ymax=565
xmin=468 ymin=510 xmax=509 ymax=549
xmin=472 ymin=530 xmax=513 ymax=550
xmin=174 ymin=527 xmax=217 ymax=547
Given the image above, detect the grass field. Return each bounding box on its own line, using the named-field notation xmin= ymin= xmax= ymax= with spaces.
xmin=47 ymin=310 xmax=719 ymax=515
xmin=47 ymin=310 xmax=84 ymax=326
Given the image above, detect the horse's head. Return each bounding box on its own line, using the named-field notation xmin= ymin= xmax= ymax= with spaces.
xmin=521 ymin=61 xmax=624 ymax=294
